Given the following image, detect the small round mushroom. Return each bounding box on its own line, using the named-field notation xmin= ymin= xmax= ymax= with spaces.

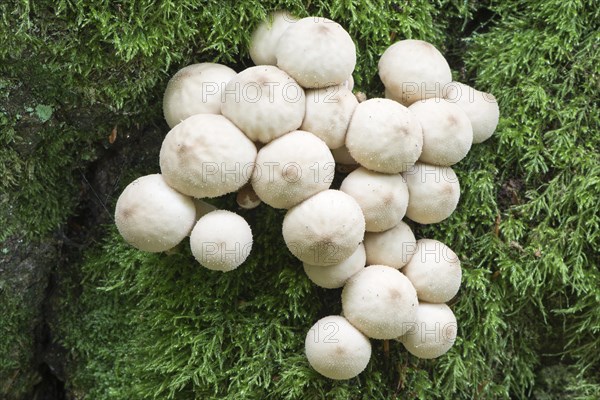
xmin=189 ymin=210 xmax=253 ymax=272
xmin=115 ymin=174 xmax=196 ymax=252
xmin=303 ymin=243 xmax=366 ymax=289
xmin=340 ymin=167 xmax=409 ymax=232
xmin=249 ymin=11 xmax=298 ymax=66
xmin=159 ymin=114 xmax=257 ymax=198
xmin=345 ymin=98 xmax=423 ymax=173
xmin=403 ymin=162 xmax=460 ymax=224
xmin=221 ymin=65 xmax=306 ymax=143
xmin=251 ymin=130 xmax=334 ymax=209
xmin=236 ymin=184 xmax=262 ymax=210
xmin=301 ymin=85 xmax=358 ymax=149
xmin=363 ymin=221 xmax=417 ymax=269
xmin=444 ymin=82 xmax=500 ymax=143
xmin=409 ymin=98 xmax=473 ymax=166
xmin=342 ymin=265 xmax=418 ymax=339
xmin=402 ymin=239 xmax=461 ymax=303
xmin=282 ymin=189 xmax=365 ymax=266
xmin=305 ymin=315 xmax=371 ymax=380
xmin=378 ymin=39 xmax=452 ymax=106
xmin=163 ymin=63 xmax=237 ymax=128
xmin=276 ymin=17 xmax=356 ymax=88
xmin=398 ymin=302 xmax=457 ymax=359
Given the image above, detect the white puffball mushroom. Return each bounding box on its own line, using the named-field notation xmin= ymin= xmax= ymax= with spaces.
xmin=363 ymin=221 xmax=417 ymax=269
xmin=282 ymin=189 xmax=365 ymax=266
xmin=303 ymin=243 xmax=366 ymax=289
xmin=340 ymin=167 xmax=409 ymax=232
xmin=444 ymin=82 xmax=500 ymax=143
xmin=236 ymin=183 xmax=262 ymax=210
xmin=221 ymin=65 xmax=306 ymax=143
xmin=189 ymin=210 xmax=253 ymax=272
xmin=115 ymin=174 xmax=196 ymax=252
xmin=398 ymin=303 xmax=457 ymax=359
xmin=345 ymin=98 xmax=423 ymax=173
xmin=378 ymin=39 xmax=452 ymax=106
xmin=305 ymin=315 xmax=371 ymax=380
xmin=409 ymin=98 xmax=473 ymax=166
xmin=342 ymin=265 xmax=418 ymax=339
xmin=403 ymin=162 xmax=460 ymax=224
xmin=159 ymin=114 xmax=257 ymax=198
xmin=163 ymin=63 xmax=236 ymax=128
xmin=301 ymin=85 xmax=358 ymax=149
xmin=343 ymin=75 xmax=354 ymax=91
xmin=251 ymin=130 xmax=334 ymax=209
xmin=249 ymin=11 xmax=298 ymax=66
xmin=402 ymin=239 xmax=461 ymax=303
xmin=276 ymin=17 xmax=356 ymax=88
xmin=193 ymin=199 xmax=218 ymax=221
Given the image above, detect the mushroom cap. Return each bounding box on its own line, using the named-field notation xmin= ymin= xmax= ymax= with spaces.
xmin=444 ymin=82 xmax=500 ymax=143
xmin=276 ymin=17 xmax=356 ymax=88
xmin=331 ymin=145 xmax=357 ymax=166
xmin=301 ymin=86 xmax=358 ymax=149
xmin=159 ymin=114 xmax=257 ymax=198
xmin=282 ymin=189 xmax=365 ymax=266
xmin=378 ymin=39 xmax=452 ymax=106
xmin=251 ymin=130 xmax=334 ymax=209
xmin=163 ymin=63 xmax=236 ymax=128
xmin=342 ymin=265 xmax=418 ymax=339
xmin=363 ymin=220 xmax=417 ymax=269
xmin=115 ymin=174 xmax=196 ymax=252
xmin=340 ymin=167 xmax=409 ymax=232
xmin=303 ymin=243 xmax=366 ymax=289
xmin=398 ymin=302 xmax=457 ymax=359
xmin=249 ymin=11 xmax=298 ymax=65
xmin=236 ymin=184 xmax=262 ymax=210
xmin=343 ymin=75 xmax=355 ymax=91
xmin=305 ymin=315 xmax=371 ymax=380
xmin=402 ymin=239 xmax=461 ymax=303
xmin=403 ymin=162 xmax=460 ymax=224
xmin=189 ymin=210 xmax=253 ymax=272
xmin=221 ymin=65 xmax=306 ymax=143
xmin=409 ymin=98 xmax=473 ymax=166
xmin=345 ymin=98 xmax=423 ymax=173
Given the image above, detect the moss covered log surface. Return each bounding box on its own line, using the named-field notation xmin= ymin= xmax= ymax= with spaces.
xmin=1 ymin=1 xmax=599 ymax=399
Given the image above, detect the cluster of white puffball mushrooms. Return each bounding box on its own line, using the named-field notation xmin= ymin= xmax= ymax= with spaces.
xmin=114 ymin=11 xmax=499 ymax=380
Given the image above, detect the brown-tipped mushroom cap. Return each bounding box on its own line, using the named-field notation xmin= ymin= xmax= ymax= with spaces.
xmin=276 ymin=17 xmax=356 ymax=88
xmin=163 ymin=63 xmax=236 ymax=128
xmin=303 ymin=243 xmax=366 ymax=289
xmin=409 ymin=98 xmax=473 ymax=166
xmin=340 ymin=167 xmax=409 ymax=232
xmin=249 ymin=11 xmax=298 ymax=66
xmin=402 ymin=239 xmax=461 ymax=303
xmin=301 ymin=85 xmax=358 ymax=149
xmin=189 ymin=210 xmax=253 ymax=272
xmin=378 ymin=39 xmax=452 ymax=106
xmin=342 ymin=265 xmax=418 ymax=339
xmin=221 ymin=65 xmax=306 ymax=143
xmin=345 ymin=98 xmax=423 ymax=173
xmin=159 ymin=114 xmax=257 ymax=198
xmin=115 ymin=174 xmax=196 ymax=252
xmin=282 ymin=189 xmax=365 ymax=266
xmin=305 ymin=315 xmax=371 ymax=380
xmin=363 ymin=220 xmax=417 ymax=269
xmin=398 ymin=302 xmax=457 ymax=359
xmin=403 ymin=163 xmax=460 ymax=224
xmin=444 ymin=82 xmax=500 ymax=143
xmin=251 ymin=130 xmax=334 ymax=209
